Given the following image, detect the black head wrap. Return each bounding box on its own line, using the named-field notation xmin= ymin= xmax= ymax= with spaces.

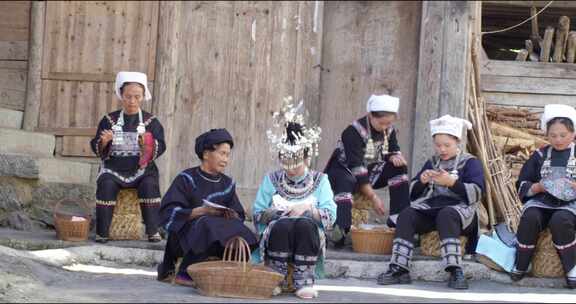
xmin=194 ymin=128 xmax=234 ymax=160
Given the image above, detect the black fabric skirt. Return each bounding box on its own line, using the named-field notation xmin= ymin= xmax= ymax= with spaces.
xmin=177 ymin=215 xmax=258 ymax=255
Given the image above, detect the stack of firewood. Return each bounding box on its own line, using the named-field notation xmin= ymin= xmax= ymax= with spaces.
xmin=516 ymin=8 xmax=576 ymax=63
xmin=487 ymin=105 xmax=549 ymax=180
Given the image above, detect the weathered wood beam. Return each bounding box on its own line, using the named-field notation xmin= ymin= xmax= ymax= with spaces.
xmin=567 ymin=32 xmax=576 ymax=63
xmin=22 ymin=1 xmax=45 ymax=131
xmin=152 ymin=1 xmax=181 ymax=192
xmin=540 ymin=26 xmax=555 ymax=62
xmin=412 ymin=1 xmax=471 ymax=174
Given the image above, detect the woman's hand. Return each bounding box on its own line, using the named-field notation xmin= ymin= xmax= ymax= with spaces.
xmin=284 ymin=202 xmax=313 ymax=217
xmin=389 ymin=154 xmax=407 ymax=167
xmin=189 ymin=206 xmax=223 ymax=220
xmin=100 ymin=130 xmax=114 ymax=146
xmin=432 ymin=169 xmax=457 ymax=187
xmin=420 ymin=169 xmax=438 ymax=184
xmin=531 ymin=182 xmax=546 ymax=194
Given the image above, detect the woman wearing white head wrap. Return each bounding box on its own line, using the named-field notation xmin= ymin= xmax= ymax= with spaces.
xmin=324 ymin=93 xmax=410 ymax=247
xmin=511 ymin=104 xmax=576 ymax=289
xmin=89 ymin=71 xmax=166 ymax=243
xmin=377 ymin=115 xmax=485 ymax=290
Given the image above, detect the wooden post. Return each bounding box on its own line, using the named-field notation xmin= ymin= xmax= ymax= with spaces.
xmin=552 ymin=16 xmax=570 ymax=63
xmin=412 ymin=1 xmax=471 ymax=174
xmin=567 ymin=31 xmax=576 ymax=63
xmin=530 ymin=6 xmax=542 ymax=52
xmin=153 ymin=1 xmax=181 ymax=193
xmin=540 ymin=26 xmax=555 ymax=62
xmin=22 ymin=1 xmax=45 ymax=131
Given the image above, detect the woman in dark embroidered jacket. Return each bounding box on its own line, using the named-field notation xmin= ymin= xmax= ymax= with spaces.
xmin=377 ymin=115 xmax=484 ymax=290
xmin=511 ymin=104 xmax=576 ymax=289
xmin=90 ymin=71 xmax=166 ymax=243
xmin=156 ymin=128 xmax=257 ymax=287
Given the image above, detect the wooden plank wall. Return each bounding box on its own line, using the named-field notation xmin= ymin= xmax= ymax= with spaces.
xmin=36 ymin=1 xmax=159 ymax=157
xmin=162 ymin=1 xmax=324 ymax=191
xmin=481 ymin=60 xmax=576 ymax=109
xmin=317 ymin=2 xmax=422 ymax=172
xmin=0 ymin=1 xmax=30 ymax=112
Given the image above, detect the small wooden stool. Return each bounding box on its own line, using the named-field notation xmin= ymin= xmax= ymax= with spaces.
xmin=420 ymin=231 xmax=467 ymax=257
xmin=109 ymin=189 xmax=145 ymax=240
xmin=532 ymin=229 xmax=564 ymax=278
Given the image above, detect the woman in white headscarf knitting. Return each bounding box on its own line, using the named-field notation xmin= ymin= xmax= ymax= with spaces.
xmin=90 ymin=71 xmax=166 ymax=243
xmin=511 ymin=104 xmax=576 ymax=289
xmin=377 ymin=115 xmax=484 ymax=290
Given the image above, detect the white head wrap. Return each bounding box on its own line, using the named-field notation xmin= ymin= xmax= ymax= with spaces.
xmin=114 ymin=71 xmax=152 ymax=101
xmin=540 ymin=104 xmax=576 ymax=132
xmin=429 ymin=115 xmax=472 ymax=140
xmin=366 ymin=94 xmax=400 ymax=113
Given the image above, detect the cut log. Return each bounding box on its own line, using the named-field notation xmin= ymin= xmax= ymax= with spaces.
xmin=567 ymin=31 xmax=576 ymax=64
xmin=493 ymin=135 xmax=536 ymax=154
xmin=552 ymin=16 xmax=570 ymax=63
xmin=515 ymin=49 xmax=529 ymax=61
xmin=540 ymin=26 xmax=555 ymax=62
xmin=530 ymin=6 xmax=542 ymax=52
xmin=490 ymin=121 xmax=549 ymax=146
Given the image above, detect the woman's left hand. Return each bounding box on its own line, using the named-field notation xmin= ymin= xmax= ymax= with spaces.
xmin=389 ymin=154 xmax=407 ymax=167
xmin=432 ymin=169 xmax=457 ymax=187
xmin=284 ymin=202 xmax=313 ymax=217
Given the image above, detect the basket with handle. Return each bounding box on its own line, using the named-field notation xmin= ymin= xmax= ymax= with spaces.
xmin=187 ymin=237 xmax=284 ymax=299
xmin=53 ymin=199 xmax=92 ymax=242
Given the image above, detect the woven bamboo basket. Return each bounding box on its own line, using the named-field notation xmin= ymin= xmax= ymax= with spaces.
xmin=53 ymin=199 xmax=91 ymax=242
xmin=420 ymin=231 xmax=467 ymax=257
xmin=187 ymin=237 xmax=285 ymax=299
xmin=351 ymin=226 xmax=395 ymax=254
xmin=109 ymin=189 xmax=144 ymax=240
xmin=532 ymin=229 xmax=564 ymax=278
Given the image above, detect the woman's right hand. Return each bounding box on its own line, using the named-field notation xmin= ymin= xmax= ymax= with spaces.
xmin=420 ymin=169 xmax=438 ymax=184
xmin=530 ymin=182 xmax=545 ymax=194
xmin=190 ymin=206 xmax=223 ymax=219
xmin=100 ymin=130 xmax=114 ymax=146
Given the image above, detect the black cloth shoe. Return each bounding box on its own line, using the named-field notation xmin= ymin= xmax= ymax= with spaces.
xmin=447 ymin=267 xmax=469 ymax=290
xmin=566 ymin=278 xmax=576 ymax=289
xmin=509 ymin=269 xmax=526 ymax=282
xmin=94 ymin=235 xmax=108 ymax=244
xmin=157 ymin=263 xmax=175 ymax=283
xmin=377 ymin=264 xmax=411 ymax=285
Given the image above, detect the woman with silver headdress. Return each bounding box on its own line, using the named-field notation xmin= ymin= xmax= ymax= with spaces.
xmin=90 ymin=71 xmax=165 ymax=243
xmin=511 ymin=104 xmax=576 ymax=289
xmin=252 ymin=97 xmax=337 ymax=299
xmin=324 ymin=94 xmax=411 ymax=247
xmin=377 ymin=115 xmax=484 ymax=290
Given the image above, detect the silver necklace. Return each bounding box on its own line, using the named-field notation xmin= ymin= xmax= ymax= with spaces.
xmin=197 ymin=168 xmax=222 ymax=183
xmin=280 ymin=171 xmax=313 ymax=194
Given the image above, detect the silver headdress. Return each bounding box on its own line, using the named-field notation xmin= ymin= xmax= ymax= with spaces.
xmin=266 ymin=96 xmax=322 ymax=170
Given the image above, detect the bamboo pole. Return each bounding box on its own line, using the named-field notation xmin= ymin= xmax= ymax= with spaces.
xmin=23 ymin=1 xmax=46 ymax=131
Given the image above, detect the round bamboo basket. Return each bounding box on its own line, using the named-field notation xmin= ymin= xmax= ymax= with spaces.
xmin=351 ymin=226 xmax=395 ymax=254
xmin=420 ymin=231 xmax=467 ymax=257
xmin=532 ymin=229 xmax=564 ymax=278
xmin=109 ymin=189 xmax=144 ymax=240
xmin=188 ymin=237 xmax=284 ymax=299
xmin=53 ymin=199 xmax=91 ymax=242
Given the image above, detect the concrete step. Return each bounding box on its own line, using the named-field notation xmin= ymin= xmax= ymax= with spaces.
xmin=0 ymin=108 xmax=23 ymax=129
xmin=0 ymin=127 xmax=55 ymax=158
xmin=0 ymin=153 xmax=93 ymax=184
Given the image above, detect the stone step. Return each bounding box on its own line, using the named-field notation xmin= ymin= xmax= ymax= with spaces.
xmin=0 ymin=108 xmax=23 ymax=129
xmin=0 ymin=153 xmax=93 ymax=184
xmin=0 ymin=127 xmax=55 ymax=158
